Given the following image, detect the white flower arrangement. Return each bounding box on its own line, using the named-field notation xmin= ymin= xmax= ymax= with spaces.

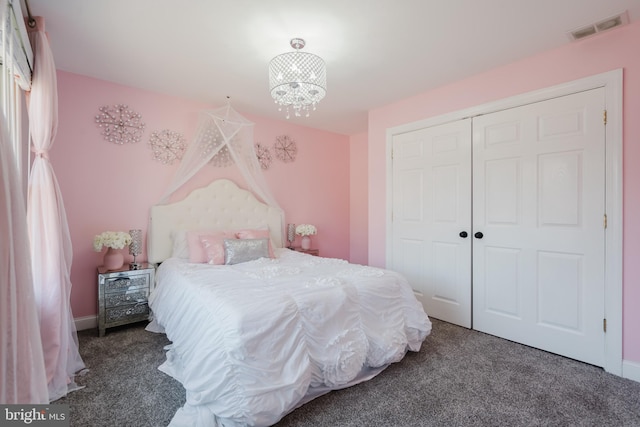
xmin=295 ymin=224 xmax=317 ymax=237
xmin=93 ymin=231 xmax=132 ymax=251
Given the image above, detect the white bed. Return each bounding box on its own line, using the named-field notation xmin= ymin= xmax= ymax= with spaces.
xmin=146 ymin=179 xmax=431 ymax=427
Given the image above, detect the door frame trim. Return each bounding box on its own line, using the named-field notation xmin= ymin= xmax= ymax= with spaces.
xmin=386 ymin=69 xmax=623 ymax=376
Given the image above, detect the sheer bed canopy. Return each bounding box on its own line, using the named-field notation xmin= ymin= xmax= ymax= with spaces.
xmin=155 ymin=102 xmax=285 ymax=243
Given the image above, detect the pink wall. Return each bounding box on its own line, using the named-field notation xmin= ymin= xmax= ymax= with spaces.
xmin=366 ymin=21 xmax=640 ymax=363
xmin=52 ymin=71 xmax=350 ymax=319
xmin=349 ymin=132 xmax=368 ymax=265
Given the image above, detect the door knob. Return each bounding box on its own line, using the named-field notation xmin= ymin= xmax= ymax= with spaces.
xmin=459 ymin=231 xmax=468 ymax=238
xmin=474 ymin=232 xmax=484 ymax=239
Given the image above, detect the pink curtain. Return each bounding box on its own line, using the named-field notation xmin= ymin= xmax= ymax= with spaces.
xmin=26 ymin=16 xmax=85 ymax=402
xmin=0 ymin=116 xmax=48 ymax=404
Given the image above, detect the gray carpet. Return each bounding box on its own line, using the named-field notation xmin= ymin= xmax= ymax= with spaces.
xmin=57 ymin=319 xmax=640 ymax=426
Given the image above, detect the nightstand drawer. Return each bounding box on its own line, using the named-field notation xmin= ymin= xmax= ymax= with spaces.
xmin=104 ymin=273 xmax=150 ymax=293
xmin=104 ymin=290 xmax=148 ymax=308
xmin=105 ymin=303 xmax=149 ymax=323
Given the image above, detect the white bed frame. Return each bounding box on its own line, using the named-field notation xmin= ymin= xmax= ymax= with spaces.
xmin=148 ymin=179 xmax=284 ymax=264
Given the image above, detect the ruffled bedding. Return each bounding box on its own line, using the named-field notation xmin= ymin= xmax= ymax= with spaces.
xmin=148 ymin=249 xmax=431 ymax=427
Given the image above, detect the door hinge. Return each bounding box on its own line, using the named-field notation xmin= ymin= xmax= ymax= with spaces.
xmin=603 ymin=318 xmax=607 ymax=333
xmin=603 ymin=110 xmax=607 ymax=125
xmin=604 ymin=214 xmax=608 ymax=229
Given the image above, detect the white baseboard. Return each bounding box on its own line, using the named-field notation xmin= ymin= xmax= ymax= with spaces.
xmin=622 ymin=360 xmax=640 ymax=383
xmin=74 ymin=315 xmax=97 ymax=331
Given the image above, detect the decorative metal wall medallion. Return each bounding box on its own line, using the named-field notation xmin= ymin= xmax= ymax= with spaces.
xmin=274 ymin=135 xmax=297 ymax=163
xmin=148 ymin=129 xmax=187 ymax=165
xmin=95 ymin=104 xmax=145 ymax=144
xmin=255 ymin=143 xmax=273 ymax=170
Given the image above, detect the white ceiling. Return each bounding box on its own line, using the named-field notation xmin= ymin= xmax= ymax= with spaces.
xmin=26 ymin=0 xmax=640 ymax=135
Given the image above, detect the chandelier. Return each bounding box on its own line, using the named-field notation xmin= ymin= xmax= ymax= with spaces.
xmin=269 ymin=38 xmax=326 ymax=119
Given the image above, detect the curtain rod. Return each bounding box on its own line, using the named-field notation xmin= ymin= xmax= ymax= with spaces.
xmin=22 ymin=0 xmax=36 ymax=28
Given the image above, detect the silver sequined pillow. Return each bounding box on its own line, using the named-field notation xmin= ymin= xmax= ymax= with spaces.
xmin=223 ymin=238 xmax=270 ymax=265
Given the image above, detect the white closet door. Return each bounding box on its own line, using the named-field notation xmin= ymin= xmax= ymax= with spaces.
xmin=472 ymin=88 xmax=606 ymax=366
xmin=391 ymin=119 xmax=472 ymax=327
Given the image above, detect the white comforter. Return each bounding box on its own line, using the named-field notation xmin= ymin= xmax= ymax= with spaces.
xmin=148 ymin=249 xmax=431 ymax=427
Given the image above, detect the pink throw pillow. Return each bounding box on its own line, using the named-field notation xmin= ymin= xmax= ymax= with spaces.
xmin=235 ymin=229 xmax=275 ymax=258
xmin=186 ymin=231 xmax=209 ymax=263
xmin=200 ymin=232 xmax=236 ymax=265
xmin=187 ymin=230 xmax=234 ymax=263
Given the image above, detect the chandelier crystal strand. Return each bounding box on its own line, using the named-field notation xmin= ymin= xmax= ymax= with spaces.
xmin=269 ymin=38 xmax=326 ymax=119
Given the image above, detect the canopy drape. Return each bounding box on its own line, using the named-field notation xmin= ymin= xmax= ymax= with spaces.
xmin=159 ymin=104 xmax=285 ymax=242
xmin=26 ymin=16 xmax=85 ymax=402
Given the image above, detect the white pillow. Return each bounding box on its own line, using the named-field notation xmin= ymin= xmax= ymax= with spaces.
xmin=170 ymin=230 xmax=189 ymax=259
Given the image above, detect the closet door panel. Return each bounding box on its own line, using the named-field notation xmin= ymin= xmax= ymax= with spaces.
xmin=538 ymin=151 xmax=582 ymax=227
xmin=472 ymin=88 xmax=606 ymax=367
xmin=484 ymin=158 xmax=520 ymax=225
xmin=483 ymin=246 xmax=521 ymax=318
xmin=391 ymin=119 xmax=472 ymax=327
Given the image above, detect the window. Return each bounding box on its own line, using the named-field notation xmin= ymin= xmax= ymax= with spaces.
xmin=1 ymin=0 xmax=33 ymax=193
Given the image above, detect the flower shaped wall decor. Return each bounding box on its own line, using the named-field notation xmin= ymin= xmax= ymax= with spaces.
xmin=274 ymin=135 xmax=297 ymax=163
xmin=148 ymin=129 xmax=187 ymax=165
xmin=255 ymin=142 xmax=273 ymax=170
xmin=95 ymin=104 xmax=145 ymax=144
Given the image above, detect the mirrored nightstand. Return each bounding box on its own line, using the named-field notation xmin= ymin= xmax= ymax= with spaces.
xmin=97 ymin=263 xmax=155 ymax=336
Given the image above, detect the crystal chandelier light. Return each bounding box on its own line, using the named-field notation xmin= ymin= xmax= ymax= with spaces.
xmin=269 ymin=38 xmax=326 ymax=119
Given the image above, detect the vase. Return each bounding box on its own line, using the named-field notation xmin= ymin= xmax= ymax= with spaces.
xmin=301 ymin=235 xmax=311 ymax=250
xmin=103 ymin=247 xmax=124 ymax=270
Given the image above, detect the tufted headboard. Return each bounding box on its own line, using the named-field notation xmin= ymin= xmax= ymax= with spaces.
xmin=148 ymin=179 xmax=284 ymax=264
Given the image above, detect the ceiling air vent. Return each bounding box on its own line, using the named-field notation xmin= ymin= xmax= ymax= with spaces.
xmin=567 ymin=11 xmax=629 ymax=41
